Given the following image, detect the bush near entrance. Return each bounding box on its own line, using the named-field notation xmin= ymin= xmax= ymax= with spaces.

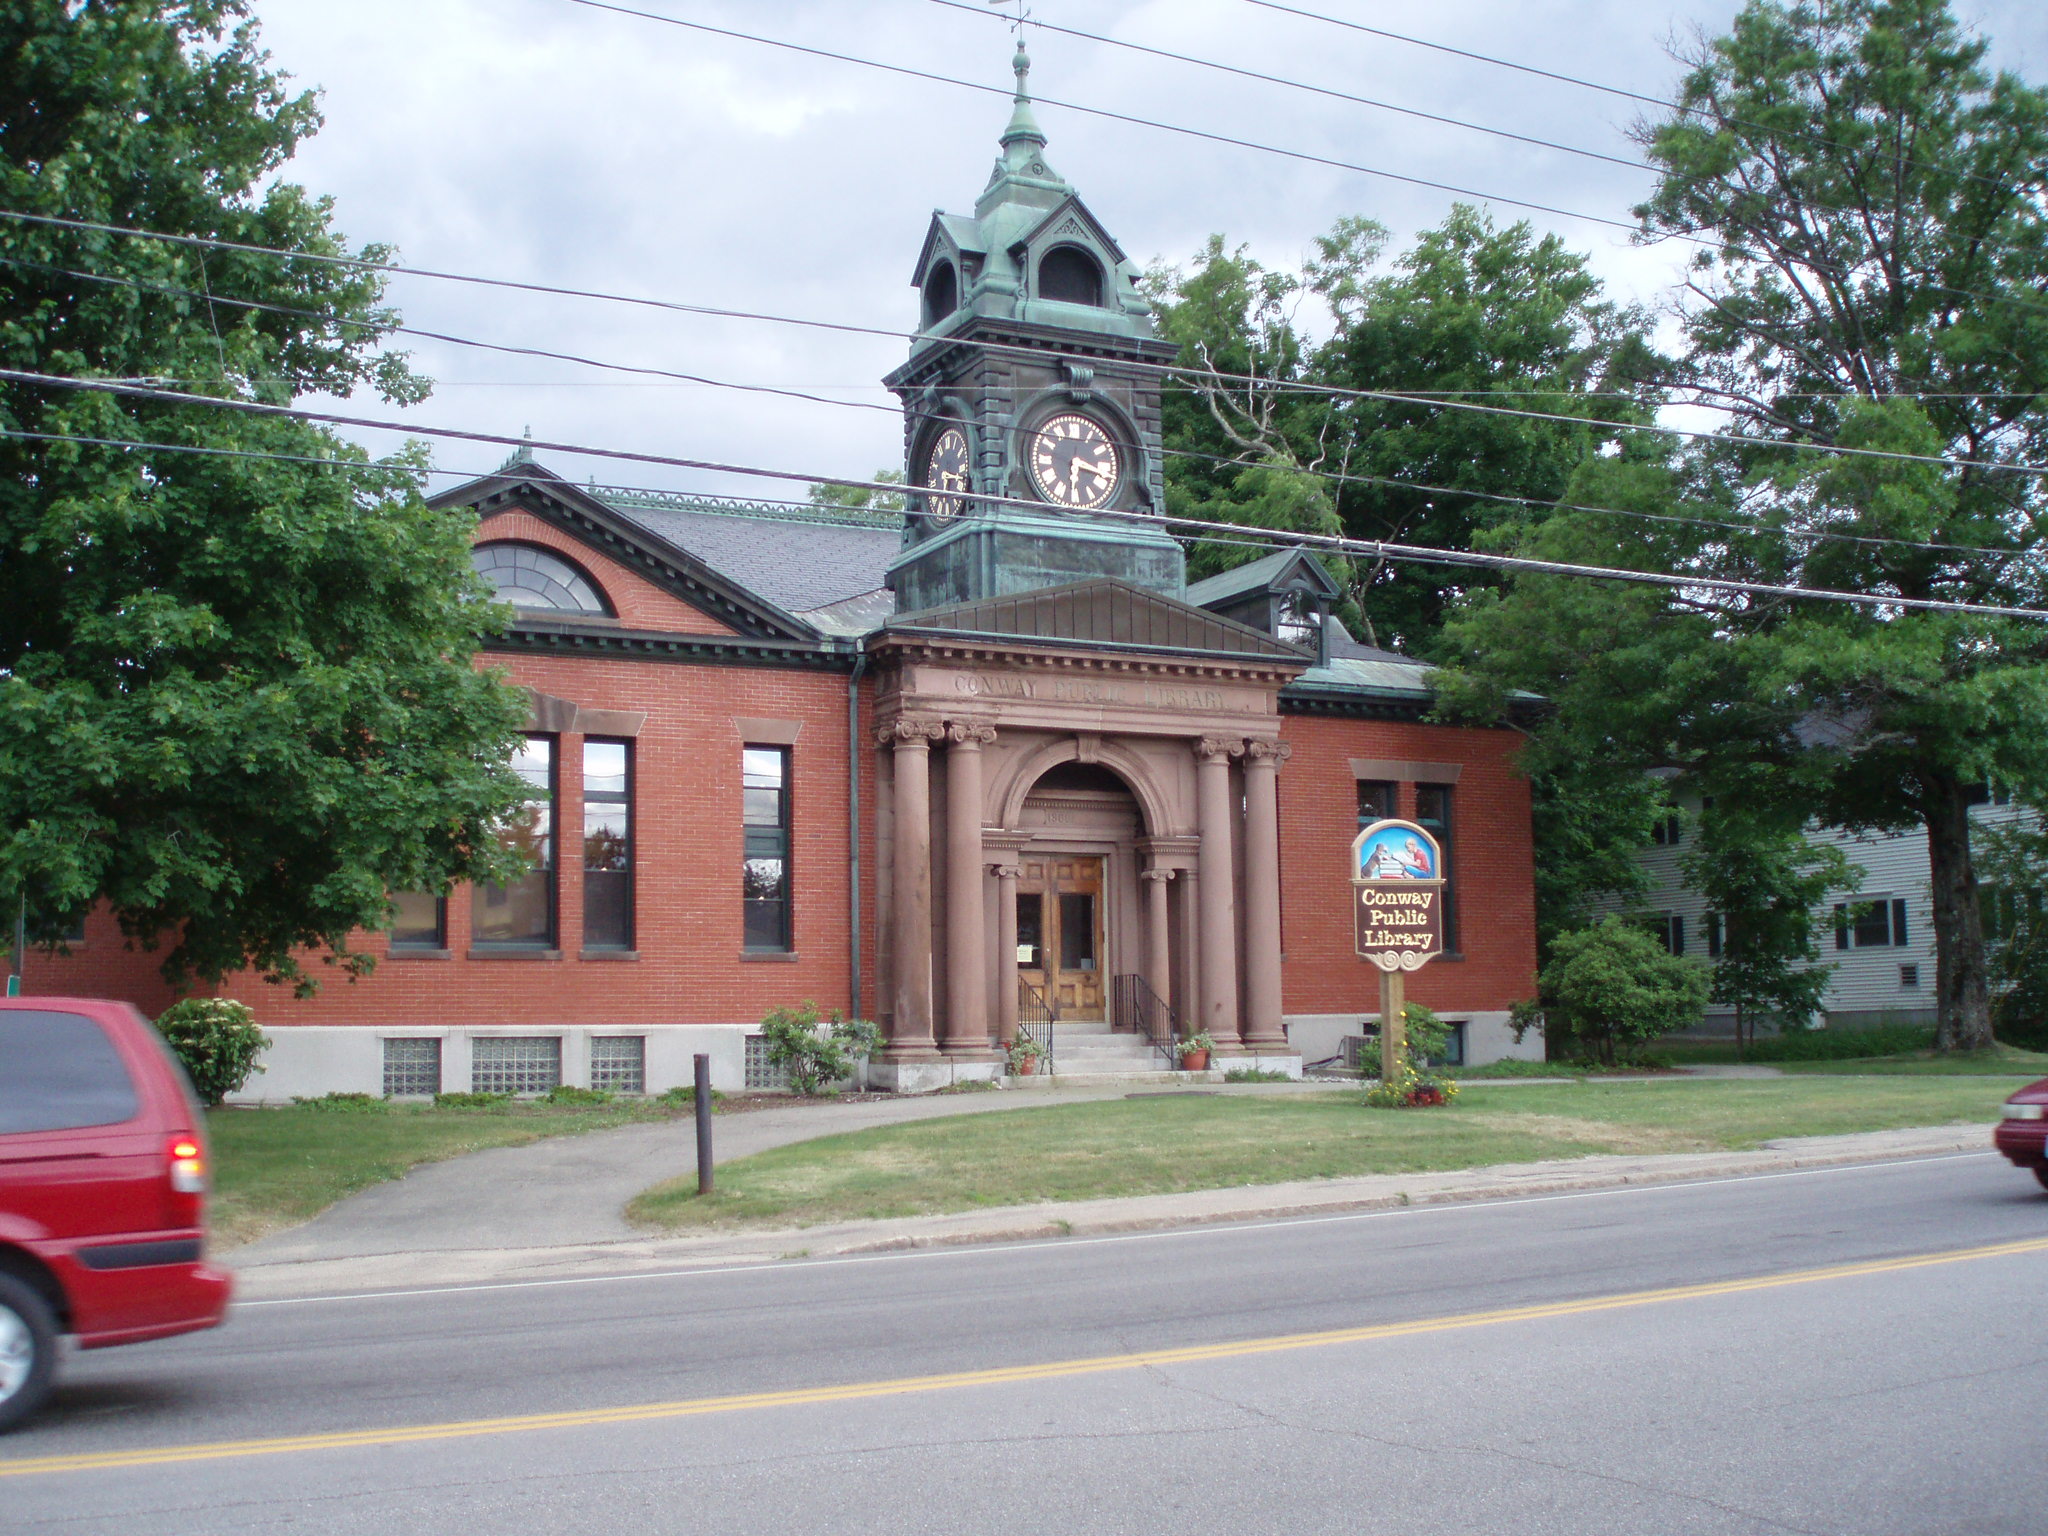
xmin=761 ymin=1002 xmax=879 ymax=1095
xmin=155 ymin=999 xmax=267 ymax=1106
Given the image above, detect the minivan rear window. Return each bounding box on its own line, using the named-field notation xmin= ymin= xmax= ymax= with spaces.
xmin=0 ymin=1010 xmax=141 ymax=1133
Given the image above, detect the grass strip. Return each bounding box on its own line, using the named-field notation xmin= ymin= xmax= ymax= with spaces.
xmin=206 ymin=1099 xmax=687 ymax=1248
xmin=628 ymin=1077 xmax=2025 ymax=1232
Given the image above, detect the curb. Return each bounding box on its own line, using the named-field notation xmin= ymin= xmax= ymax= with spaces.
xmin=228 ymin=1125 xmax=1992 ymax=1301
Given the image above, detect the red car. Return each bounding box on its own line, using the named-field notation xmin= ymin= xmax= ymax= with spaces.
xmin=0 ymin=997 xmax=232 ymax=1430
xmin=1994 ymin=1076 xmax=2048 ymax=1190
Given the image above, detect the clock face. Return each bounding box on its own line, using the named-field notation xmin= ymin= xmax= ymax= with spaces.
xmin=922 ymin=426 xmax=971 ymax=522
xmin=1027 ymin=413 xmax=1121 ymax=511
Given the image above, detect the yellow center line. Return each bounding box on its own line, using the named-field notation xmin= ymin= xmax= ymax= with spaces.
xmin=11 ymin=1234 xmax=2047 ymax=1480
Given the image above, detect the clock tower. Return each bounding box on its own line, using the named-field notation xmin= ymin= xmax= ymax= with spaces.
xmin=883 ymin=44 xmax=1186 ymax=612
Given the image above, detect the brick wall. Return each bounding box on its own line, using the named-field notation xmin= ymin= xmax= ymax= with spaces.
xmin=1277 ymin=714 xmax=1537 ymax=1017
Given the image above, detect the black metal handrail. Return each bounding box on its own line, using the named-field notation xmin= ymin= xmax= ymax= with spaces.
xmin=1017 ymin=977 xmax=1056 ymax=1076
xmin=1112 ymin=972 xmax=1182 ymax=1070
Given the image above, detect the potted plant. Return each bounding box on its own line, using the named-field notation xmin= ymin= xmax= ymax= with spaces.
xmin=1008 ymin=1035 xmax=1047 ymax=1076
xmin=1177 ymin=1031 xmax=1216 ymax=1072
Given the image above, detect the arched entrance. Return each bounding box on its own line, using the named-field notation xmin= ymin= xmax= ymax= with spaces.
xmin=1015 ymin=762 xmax=1142 ymax=1020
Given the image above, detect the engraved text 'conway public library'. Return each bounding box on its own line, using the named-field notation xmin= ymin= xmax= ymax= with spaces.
xmin=949 ymin=673 xmax=1246 ymax=712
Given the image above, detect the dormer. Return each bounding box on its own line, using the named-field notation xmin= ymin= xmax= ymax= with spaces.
xmin=1185 ymin=549 xmax=1343 ymax=664
xmin=1012 ymin=196 xmax=1153 ymax=331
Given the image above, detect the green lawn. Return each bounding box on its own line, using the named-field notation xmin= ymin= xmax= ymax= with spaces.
xmin=206 ymin=1098 xmax=687 ymax=1248
xmin=628 ymin=1076 xmax=2023 ymax=1232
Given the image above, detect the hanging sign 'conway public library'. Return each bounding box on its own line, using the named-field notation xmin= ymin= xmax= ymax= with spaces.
xmin=1351 ymin=819 xmax=1446 ymax=972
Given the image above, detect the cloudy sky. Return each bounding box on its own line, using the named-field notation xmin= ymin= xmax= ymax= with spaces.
xmin=250 ymin=0 xmax=2048 ymax=501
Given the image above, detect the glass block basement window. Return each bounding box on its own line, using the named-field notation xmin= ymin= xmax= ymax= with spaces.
xmin=744 ymin=1034 xmax=789 ymax=1091
xmin=471 ymin=1036 xmax=562 ymax=1095
xmin=382 ymin=1038 xmax=441 ymax=1098
xmin=590 ymin=1035 xmax=645 ymax=1094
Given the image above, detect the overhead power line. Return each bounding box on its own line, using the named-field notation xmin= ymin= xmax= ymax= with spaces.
xmin=5 ymin=366 xmax=2042 ymax=622
xmin=29 ymin=248 xmax=2035 ymax=563
xmin=13 ymin=205 xmax=2043 ymax=484
xmin=921 ymin=0 xmax=1650 ymax=174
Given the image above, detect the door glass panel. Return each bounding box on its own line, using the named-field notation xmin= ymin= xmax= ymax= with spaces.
xmin=1060 ymin=891 xmax=1097 ymax=972
xmin=1017 ymin=892 xmax=1044 ymax=967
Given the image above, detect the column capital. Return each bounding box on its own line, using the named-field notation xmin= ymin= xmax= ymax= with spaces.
xmin=1140 ymin=868 xmax=1177 ymax=885
xmin=1193 ymin=735 xmax=1242 ymax=763
xmin=878 ymin=717 xmax=945 ymax=748
xmin=1243 ymin=738 xmax=1293 ymax=766
xmin=989 ymin=865 xmax=1023 ymax=881
xmin=946 ymin=721 xmax=998 ymax=747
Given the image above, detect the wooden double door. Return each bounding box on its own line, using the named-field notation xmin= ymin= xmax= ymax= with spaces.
xmin=1016 ymin=855 xmax=1105 ymax=1020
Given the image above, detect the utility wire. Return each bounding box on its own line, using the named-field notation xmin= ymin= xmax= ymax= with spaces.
xmin=35 ymin=250 xmax=2036 ymax=562
xmin=922 ymin=0 xmax=1651 ymax=174
xmin=571 ymin=0 xmax=2048 ymax=309
xmin=11 ymin=205 xmax=2044 ymax=483
xmin=4 ymin=365 xmax=2042 ymax=621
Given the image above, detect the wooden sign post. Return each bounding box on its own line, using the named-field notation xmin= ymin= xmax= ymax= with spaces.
xmin=1351 ymin=819 xmax=1447 ymax=1085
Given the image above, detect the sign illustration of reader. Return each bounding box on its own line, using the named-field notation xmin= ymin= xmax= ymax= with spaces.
xmin=1357 ymin=825 xmax=1437 ymax=881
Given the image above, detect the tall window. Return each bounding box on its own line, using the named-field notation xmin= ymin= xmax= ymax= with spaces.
xmin=1415 ymin=783 xmax=1457 ymax=952
xmin=474 ymin=736 xmax=556 ymax=947
xmin=583 ymin=739 xmax=633 ymax=950
xmin=390 ymin=891 xmax=446 ymax=951
xmin=1356 ymin=780 xmax=1397 ymax=825
xmin=743 ymin=746 xmax=792 ymax=951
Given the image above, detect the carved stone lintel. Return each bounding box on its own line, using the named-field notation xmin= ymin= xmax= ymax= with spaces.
xmin=1243 ymin=738 xmax=1293 ymax=766
xmin=946 ymin=721 xmax=998 ymax=748
xmin=1194 ymin=735 xmax=1242 ymax=763
xmin=878 ymin=717 xmax=946 ymax=748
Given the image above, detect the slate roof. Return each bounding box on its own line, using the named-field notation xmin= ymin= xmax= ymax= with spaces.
xmin=591 ymin=486 xmax=901 ymax=619
xmin=1184 ymin=548 xmax=1340 ymax=607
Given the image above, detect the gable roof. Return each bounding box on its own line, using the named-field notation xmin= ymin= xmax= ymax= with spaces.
xmin=887 ymin=578 xmax=1310 ymax=663
xmin=1185 ymin=548 xmax=1343 ymax=609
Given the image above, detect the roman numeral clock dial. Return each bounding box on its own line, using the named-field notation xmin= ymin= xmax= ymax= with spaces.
xmin=1027 ymin=413 xmax=1121 ymax=511
xmin=921 ymin=426 xmax=972 ymax=522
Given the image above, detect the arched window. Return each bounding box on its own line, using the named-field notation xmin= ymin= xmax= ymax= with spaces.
xmin=471 ymin=542 xmax=612 ymax=615
xmin=1038 ymin=246 xmax=1104 ymax=307
xmin=922 ymin=259 xmax=959 ymax=327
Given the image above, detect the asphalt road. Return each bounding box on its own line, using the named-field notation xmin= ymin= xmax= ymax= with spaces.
xmin=8 ymin=1151 xmax=2047 ymax=1534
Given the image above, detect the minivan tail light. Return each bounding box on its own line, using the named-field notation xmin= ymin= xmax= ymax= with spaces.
xmin=166 ymin=1134 xmax=207 ymax=1227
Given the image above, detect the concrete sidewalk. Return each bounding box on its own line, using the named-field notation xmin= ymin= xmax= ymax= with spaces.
xmin=226 ymin=1111 xmax=1995 ymax=1302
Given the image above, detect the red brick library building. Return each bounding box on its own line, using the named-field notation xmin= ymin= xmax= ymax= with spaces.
xmin=30 ymin=59 xmax=1540 ymax=1096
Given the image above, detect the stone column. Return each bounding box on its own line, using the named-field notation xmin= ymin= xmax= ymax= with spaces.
xmin=992 ymin=865 xmax=1022 ymax=1047
xmin=1241 ymin=738 xmax=1291 ymax=1050
xmin=943 ymin=723 xmax=995 ymax=1055
xmin=1141 ymin=868 xmax=1175 ymax=1012
xmin=883 ymin=718 xmax=943 ymax=1057
xmin=1193 ymin=736 xmax=1243 ymax=1048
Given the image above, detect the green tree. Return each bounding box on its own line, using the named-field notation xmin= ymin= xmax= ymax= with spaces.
xmin=0 ymin=2 xmax=531 ymax=993
xmin=1680 ymin=806 xmax=1855 ymax=1055
xmin=1976 ymin=813 xmax=2048 ymax=1049
xmin=1541 ymin=915 xmax=1712 ymax=1065
xmin=1149 ymin=209 xmax=1653 ymax=654
xmin=808 ymin=469 xmax=903 ymax=513
xmin=1630 ymin=0 xmax=2048 ymax=1050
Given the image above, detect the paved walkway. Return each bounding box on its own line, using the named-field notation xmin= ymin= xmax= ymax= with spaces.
xmin=223 ymin=1079 xmax=1998 ymax=1302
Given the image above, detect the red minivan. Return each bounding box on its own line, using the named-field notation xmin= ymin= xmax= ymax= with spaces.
xmin=0 ymin=997 xmax=232 ymax=1430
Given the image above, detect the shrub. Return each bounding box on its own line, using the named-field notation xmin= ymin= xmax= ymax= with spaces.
xmin=290 ymin=1092 xmax=390 ymax=1112
xmin=1363 ymin=1060 xmax=1461 ymax=1108
xmin=1542 ymin=916 xmax=1711 ymax=1066
xmin=1354 ymin=1002 xmax=1453 ymax=1077
xmin=1223 ymin=1066 xmax=1292 ymax=1083
xmin=154 ymin=999 xmax=268 ymax=1106
xmin=1741 ymin=1022 xmax=1935 ymax=1062
xmin=542 ymin=1085 xmax=614 ymax=1106
xmin=433 ymin=1091 xmax=511 ymax=1109
xmin=656 ymin=1084 xmax=726 ymax=1111
xmin=760 ymin=1002 xmax=880 ymax=1095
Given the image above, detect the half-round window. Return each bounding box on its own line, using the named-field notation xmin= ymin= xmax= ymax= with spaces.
xmin=1039 ymin=246 xmax=1104 ymax=307
xmin=923 ymin=259 xmax=959 ymax=328
xmin=472 ymin=542 xmax=612 ymax=615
